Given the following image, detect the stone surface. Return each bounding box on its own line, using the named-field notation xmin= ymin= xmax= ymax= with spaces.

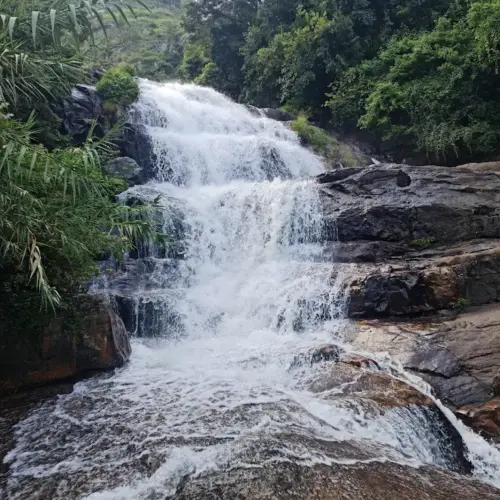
xmin=60 ymin=84 xmax=104 ymax=142
xmin=318 ymin=164 xmax=500 ymax=245
xmin=0 ymin=296 xmax=130 ymax=393
xmin=117 ymin=122 xmax=157 ymax=181
xmin=346 ymin=304 xmax=500 ymax=409
xmin=290 ymin=346 xmax=472 ymax=473
xmin=342 ymin=240 xmax=500 ymax=317
xmin=103 ymin=156 xmax=145 ymax=186
xmin=457 ymin=397 xmax=500 ymax=441
xmin=262 ymin=108 xmax=295 ymax=121
xmin=318 ymin=164 xmax=500 ymax=317
xmin=170 ymin=460 xmax=500 ymax=500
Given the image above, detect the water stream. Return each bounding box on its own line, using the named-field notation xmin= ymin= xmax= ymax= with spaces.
xmin=3 ymin=81 xmax=500 ymax=499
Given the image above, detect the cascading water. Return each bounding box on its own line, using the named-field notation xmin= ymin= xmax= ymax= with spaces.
xmin=4 ymin=81 xmax=500 ymax=499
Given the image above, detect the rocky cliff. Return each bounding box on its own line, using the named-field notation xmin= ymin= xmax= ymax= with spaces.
xmin=318 ymin=162 xmax=500 ymax=441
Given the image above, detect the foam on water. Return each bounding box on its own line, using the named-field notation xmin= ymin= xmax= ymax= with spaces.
xmin=4 ymin=81 xmax=500 ymax=498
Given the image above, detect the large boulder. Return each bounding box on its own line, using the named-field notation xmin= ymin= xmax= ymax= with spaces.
xmin=103 ymin=156 xmax=145 ymax=186
xmin=261 ymin=108 xmax=295 ymax=121
xmin=342 ymin=240 xmax=500 ymax=317
xmin=317 ymin=164 xmax=500 ymax=317
xmin=59 ymin=84 xmax=104 ymax=143
xmin=457 ymin=397 xmax=500 ymax=442
xmin=0 ymin=296 xmax=130 ymax=393
xmin=346 ymin=304 xmax=500 ymax=412
xmin=318 ymin=164 xmax=500 ymax=244
xmin=116 ymin=122 xmax=157 ymax=182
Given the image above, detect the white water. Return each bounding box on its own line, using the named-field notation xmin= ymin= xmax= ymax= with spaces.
xmin=4 ymin=81 xmax=500 ymax=499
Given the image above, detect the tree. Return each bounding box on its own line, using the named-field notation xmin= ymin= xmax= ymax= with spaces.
xmin=183 ymin=0 xmax=259 ymax=98
xmin=338 ymin=3 xmax=500 ymax=161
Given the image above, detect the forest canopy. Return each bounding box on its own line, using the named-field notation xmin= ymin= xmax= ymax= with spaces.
xmin=182 ymin=0 xmax=500 ymax=163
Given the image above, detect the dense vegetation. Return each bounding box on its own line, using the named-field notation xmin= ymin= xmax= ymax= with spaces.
xmin=2 ymin=0 xmax=499 ymax=331
xmin=88 ymin=1 xmax=184 ymax=81
xmin=0 ymin=0 xmax=154 ymax=317
xmin=183 ymin=0 xmax=500 ymax=164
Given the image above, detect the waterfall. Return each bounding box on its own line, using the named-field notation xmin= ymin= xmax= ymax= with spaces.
xmin=4 ymin=81 xmax=500 ymax=499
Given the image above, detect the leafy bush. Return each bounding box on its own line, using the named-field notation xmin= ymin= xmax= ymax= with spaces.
xmin=0 ymin=113 xmax=156 ymax=309
xmin=291 ymin=115 xmax=331 ymax=152
xmin=96 ymin=66 xmax=140 ymax=107
xmin=451 ymin=297 xmax=469 ymax=311
xmin=291 ymin=115 xmax=357 ymax=167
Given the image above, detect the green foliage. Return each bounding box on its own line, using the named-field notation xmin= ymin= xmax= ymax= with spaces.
xmin=0 ymin=0 xmax=158 ymax=316
xmin=183 ymin=0 xmax=500 ymax=163
xmin=409 ymin=237 xmax=436 ymax=249
xmin=88 ymin=5 xmax=185 ymax=81
xmin=194 ymin=62 xmax=221 ymax=87
xmin=291 ymin=114 xmax=357 ymax=167
xmin=354 ymin=10 xmax=500 ymax=160
xmin=451 ymin=297 xmax=469 ymax=311
xmin=96 ymin=66 xmax=140 ymax=107
xmin=291 ymin=115 xmax=331 ymax=152
xmin=180 ymin=43 xmax=210 ymax=80
xmin=0 ymin=112 xmax=156 ymax=309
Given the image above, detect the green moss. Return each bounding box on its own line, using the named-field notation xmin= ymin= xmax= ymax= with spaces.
xmin=96 ymin=66 xmax=140 ymax=107
xmin=291 ymin=115 xmax=331 ymax=151
xmin=409 ymin=237 xmax=436 ymax=249
xmin=450 ymin=297 xmax=469 ymax=311
xmin=290 ymin=114 xmax=358 ymax=167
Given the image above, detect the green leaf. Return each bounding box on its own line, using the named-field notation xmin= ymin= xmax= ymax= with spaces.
xmin=114 ymin=4 xmax=130 ymax=26
xmin=50 ymin=9 xmax=57 ymax=44
xmin=68 ymin=4 xmax=79 ymax=32
xmin=134 ymin=0 xmax=152 ymax=13
xmin=92 ymin=7 xmax=107 ymax=37
xmin=8 ymin=16 xmax=17 ymax=40
xmin=104 ymin=4 xmax=120 ymax=28
xmin=124 ymin=3 xmax=137 ymax=20
xmin=31 ymin=11 xmax=40 ymax=47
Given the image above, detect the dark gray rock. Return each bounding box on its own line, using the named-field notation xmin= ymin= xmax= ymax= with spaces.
xmin=103 ymin=157 xmax=145 ymax=186
xmin=262 ymin=108 xmax=295 ymax=122
xmin=419 ymin=373 xmax=492 ymax=408
xmin=403 ymin=348 xmax=462 ymax=378
xmin=117 ymin=123 xmax=157 ymax=182
xmin=318 ymin=164 xmax=500 ymax=244
xmin=343 ymin=239 xmax=500 ymax=318
xmin=61 ymin=85 xmax=104 ymax=142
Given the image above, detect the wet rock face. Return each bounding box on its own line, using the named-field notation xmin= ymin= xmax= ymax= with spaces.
xmin=60 ymin=84 xmax=104 ymax=142
xmin=103 ymin=157 xmax=145 ymax=186
xmin=170 ymin=460 xmax=499 ymax=500
xmin=347 ymin=304 xmax=500 ymax=426
xmin=0 ymin=296 xmax=130 ymax=393
xmin=319 ymin=164 xmax=500 ymax=245
xmin=261 ymin=108 xmax=295 ymax=122
xmin=343 ymin=240 xmax=500 ymax=317
xmin=457 ymin=398 xmax=500 ymax=442
xmin=318 ymin=164 xmax=500 ymax=318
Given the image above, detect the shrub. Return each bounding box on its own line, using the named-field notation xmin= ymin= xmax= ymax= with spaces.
xmin=96 ymin=66 xmax=140 ymax=107
xmin=291 ymin=114 xmax=358 ymax=167
xmin=451 ymin=297 xmax=469 ymax=311
xmin=409 ymin=237 xmax=436 ymax=249
xmin=291 ymin=115 xmax=331 ymax=152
